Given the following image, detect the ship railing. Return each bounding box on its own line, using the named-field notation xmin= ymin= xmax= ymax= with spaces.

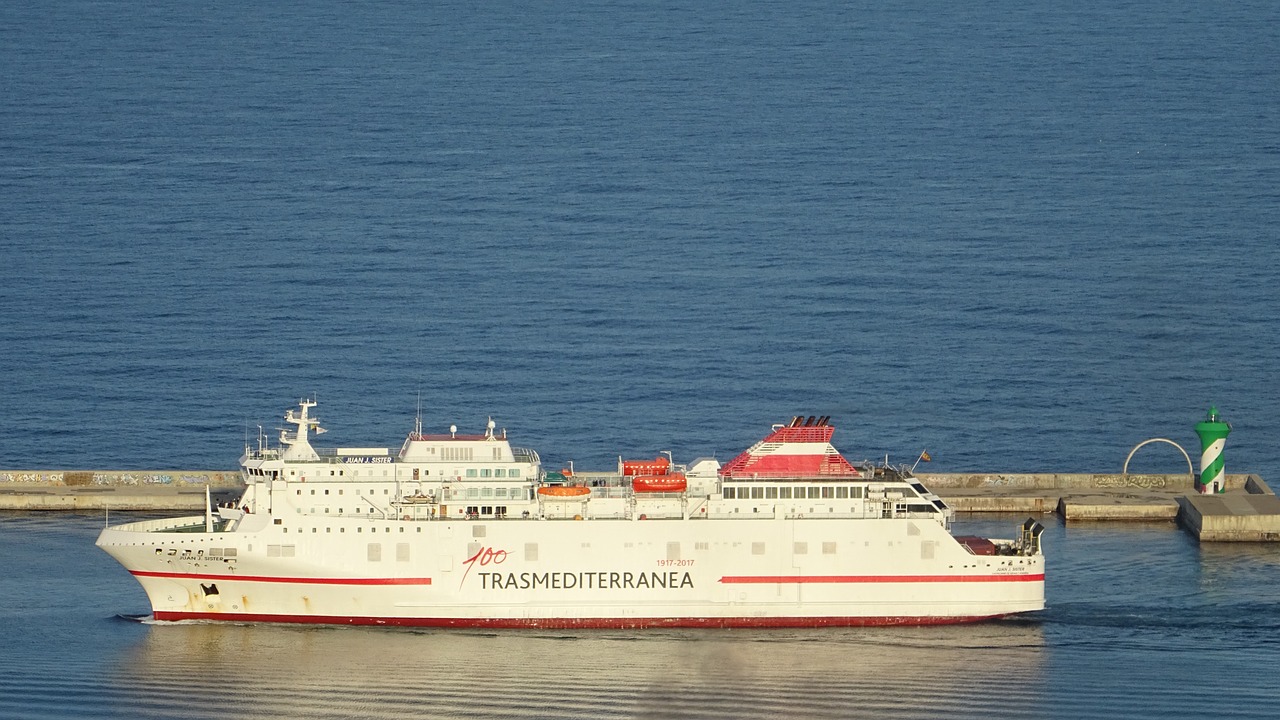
xmin=589 ymin=486 xmax=630 ymax=499
xmin=512 ymin=447 xmax=541 ymax=464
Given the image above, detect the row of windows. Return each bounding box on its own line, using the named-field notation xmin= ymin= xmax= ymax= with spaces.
xmin=297 ymin=488 xmax=393 ymax=496
xmin=722 ymin=485 xmax=868 ymax=500
xmin=287 ymin=465 xmax=525 ymax=480
xmin=454 ymin=487 xmax=528 ymax=500
xmin=465 ymin=468 xmax=521 ymax=478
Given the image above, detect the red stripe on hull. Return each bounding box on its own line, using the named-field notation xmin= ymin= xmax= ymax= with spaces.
xmin=152 ymin=611 xmax=1012 ymax=629
xmin=132 ymin=570 xmax=432 ymax=586
xmin=720 ymin=573 xmax=1045 ymax=584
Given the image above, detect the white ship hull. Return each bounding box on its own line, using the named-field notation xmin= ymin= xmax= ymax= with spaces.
xmin=98 ymin=514 xmax=1043 ymax=628
xmin=96 ymin=403 xmax=1045 ymax=627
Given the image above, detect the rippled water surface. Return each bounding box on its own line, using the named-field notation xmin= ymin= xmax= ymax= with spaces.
xmin=4 ymin=513 xmax=1279 ymax=719
xmin=2 ymin=0 xmax=1279 ymax=717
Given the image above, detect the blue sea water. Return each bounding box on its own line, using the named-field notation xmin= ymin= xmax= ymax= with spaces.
xmin=1 ymin=1 xmax=1279 ymax=717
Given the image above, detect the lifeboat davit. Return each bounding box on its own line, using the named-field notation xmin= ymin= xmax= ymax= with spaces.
xmin=632 ymin=474 xmax=687 ymax=493
xmin=537 ymin=485 xmax=591 ymax=498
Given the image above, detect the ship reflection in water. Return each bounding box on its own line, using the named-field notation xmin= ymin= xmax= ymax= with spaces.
xmin=107 ymin=620 xmax=1046 ymax=719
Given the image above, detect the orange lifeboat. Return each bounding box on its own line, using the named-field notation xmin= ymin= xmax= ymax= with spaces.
xmin=537 ymin=485 xmax=591 ymax=498
xmin=632 ymin=473 xmax=687 ymax=493
xmin=622 ymin=456 xmax=671 ymax=476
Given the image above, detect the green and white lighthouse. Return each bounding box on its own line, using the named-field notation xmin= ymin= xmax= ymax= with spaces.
xmin=1194 ymin=406 xmax=1231 ymax=495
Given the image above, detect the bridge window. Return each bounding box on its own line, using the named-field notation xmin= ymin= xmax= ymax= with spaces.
xmin=765 ymin=487 xmax=778 ymax=499
xmin=836 ymin=487 xmax=849 ymax=499
xmin=822 ymin=487 xmax=835 ymax=499
xmin=807 ymin=487 xmax=821 ymax=499
xmin=779 ymin=487 xmax=792 ymax=499
xmin=750 ymin=487 xmax=764 ymax=499
xmin=723 ymin=487 xmax=736 ymax=499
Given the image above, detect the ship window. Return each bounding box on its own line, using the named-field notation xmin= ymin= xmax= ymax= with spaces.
xmin=326 ymin=527 xmax=331 ymax=533
xmin=325 ymin=489 xmax=330 ymax=495
xmin=296 ymin=490 xmax=301 ymax=495
xmin=794 ymin=542 xmax=807 ymax=555
xmin=695 ymin=542 xmax=709 ymax=551
xmin=384 ymin=489 xmax=389 ymax=494
xmin=510 ymin=469 xmax=521 ymax=478
xmin=310 ymin=489 xmax=315 ymax=495
xmin=466 ymin=488 xmax=479 ymax=499
xmin=494 ymin=469 xmax=505 ymax=478
xmin=765 ymin=487 xmax=778 ymax=499
xmin=339 ymin=489 xmax=344 ymax=495
xmin=751 ymin=542 xmax=765 ymax=555
xmin=496 ymin=506 xmax=507 ymax=517
xmin=822 ymin=487 xmax=834 ymax=499
xmin=368 ymin=543 xmax=381 ymax=562
xmin=481 ymin=469 xmax=492 ymax=478
xmin=836 ymin=487 xmax=849 ymax=499
xmin=494 ymin=488 xmax=507 ymax=499
xmin=723 ymin=487 xmax=736 ymax=499
xmin=779 ymin=487 xmax=792 ymax=499
xmin=482 ymin=488 xmax=493 ymax=498
xmin=750 ymin=487 xmax=764 ymax=499
xmin=807 ymin=487 xmax=821 ymax=499
xmin=357 ymin=527 xmax=362 ymax=533
xmin=823 ymin=542 xmax=837 ymax=555
xmin=466 ymin=469 xmax=478 ymax=478
xmin=481 ymin=506 xmax=493 ymax=515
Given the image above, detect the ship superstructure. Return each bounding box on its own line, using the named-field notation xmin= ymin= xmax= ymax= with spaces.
xmin=97 ymin=401 xmax=1045 ymax=627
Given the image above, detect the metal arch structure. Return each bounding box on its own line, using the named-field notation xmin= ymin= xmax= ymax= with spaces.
xmin=1122 ymin=438 xmax=1195 ymax=483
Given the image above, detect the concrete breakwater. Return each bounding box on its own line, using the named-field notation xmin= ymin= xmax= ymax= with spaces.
xmin=0 ymin=470 xmax=242 ymax=511
xmin=3 ymin=470 xmax=1277 ymax=541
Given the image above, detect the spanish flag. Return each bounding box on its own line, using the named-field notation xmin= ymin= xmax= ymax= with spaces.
xmin=920 ymin=450 xmax=932 ymax=462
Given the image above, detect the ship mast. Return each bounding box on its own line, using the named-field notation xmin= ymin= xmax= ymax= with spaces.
xmin=279 ymin=399 xmax=325 ymax=462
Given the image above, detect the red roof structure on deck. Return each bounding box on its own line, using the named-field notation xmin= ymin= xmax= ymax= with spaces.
xmin=719 ymin=416 xmax=862 ymax=479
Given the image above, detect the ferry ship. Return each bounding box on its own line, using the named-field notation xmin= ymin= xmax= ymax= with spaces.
xmin=97 ymin=401 xmax=1046 ymax=628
